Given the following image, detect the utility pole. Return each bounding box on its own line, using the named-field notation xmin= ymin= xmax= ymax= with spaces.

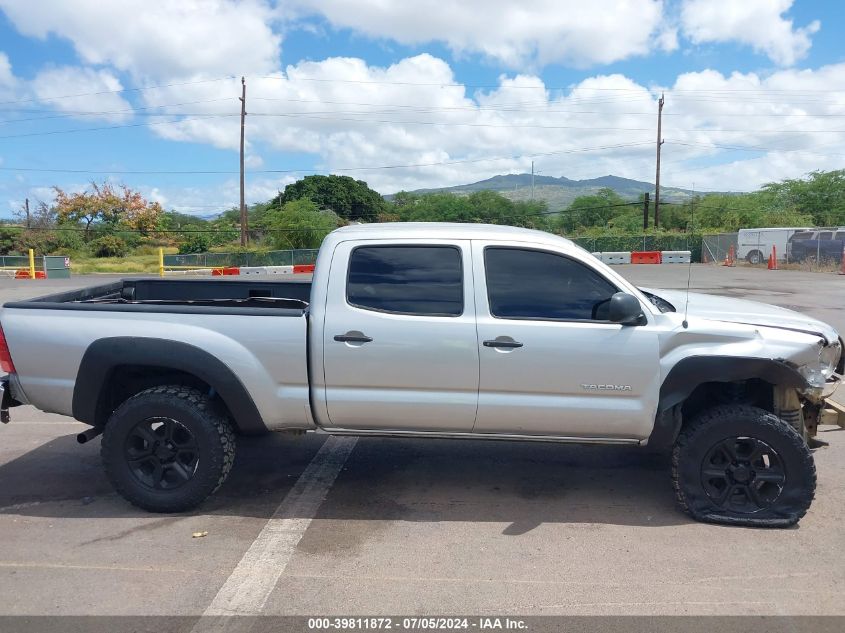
xmin=239 ymin=76 xmax=248 ymax=247
xmin=642 ymin=192 xmax=650 ymax=231
xmin=654 ymin=93 xmax=665 ymax=229
xmin=531 ymin=161 xmax=535 ymax=200
xmin=24 ymin=198 xmax=30 ymax=228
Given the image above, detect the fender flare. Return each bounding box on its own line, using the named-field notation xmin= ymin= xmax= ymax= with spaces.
xmin=648 ymin=355 xmax=808 ymax=448
xmin=72 ymin=337 xmax=267 ymax=434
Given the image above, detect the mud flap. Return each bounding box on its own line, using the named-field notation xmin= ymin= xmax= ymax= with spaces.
xmin=1 ymin=379 xmax=13 ymax=423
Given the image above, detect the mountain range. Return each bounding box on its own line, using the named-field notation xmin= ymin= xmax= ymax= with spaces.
xmin=393 ymin=173 xmax=699 ymax=210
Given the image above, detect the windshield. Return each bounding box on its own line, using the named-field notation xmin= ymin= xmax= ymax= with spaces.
xmin=639 ymin=289 xmax=676 ymax=313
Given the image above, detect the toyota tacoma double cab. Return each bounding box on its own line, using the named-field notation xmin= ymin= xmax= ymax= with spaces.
xmin=1 ymin=223 xmax=843 ymax=527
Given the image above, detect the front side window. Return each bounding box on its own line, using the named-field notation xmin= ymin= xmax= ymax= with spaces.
xmin=485 ymin=247 xmax=617 ymax=320
xmin=819 ymin=232 xmax=833 ymax=240
xmin=347 ymin=245 xmax=463 ymax=316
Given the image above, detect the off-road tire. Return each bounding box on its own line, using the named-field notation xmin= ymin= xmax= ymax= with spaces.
xmin=101 ymin=385 xmax=235 ymax=512
xmin=672 ymin=405 xmax=815 ymax=527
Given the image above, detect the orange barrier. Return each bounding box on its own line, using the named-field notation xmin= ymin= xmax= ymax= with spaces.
xmin=14 ymin=269 xmax=46 ymax=279
xmin=293 ymin=264 xmax=315 ymax=274
xmin=631 ymin=251 xmax=662 ymax=264
xmin=212 ymin=267 xmax=241 ymax=276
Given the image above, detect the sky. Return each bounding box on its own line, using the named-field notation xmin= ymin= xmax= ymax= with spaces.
xmin=0 ymin=0 xmax=844 ymax=217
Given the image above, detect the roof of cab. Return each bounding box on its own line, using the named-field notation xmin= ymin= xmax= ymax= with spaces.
xmin=328 ymin=222 xmax=575 ymax=248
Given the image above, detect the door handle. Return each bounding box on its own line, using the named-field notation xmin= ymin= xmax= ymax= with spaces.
xmin=334 ymin=333 xmax=373 ymax=343
xmin=483 ymin=339 xmax=523 ymax=348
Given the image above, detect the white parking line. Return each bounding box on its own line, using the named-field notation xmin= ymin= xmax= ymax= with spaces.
xmin=194 ymin=436 xmax=356 ymax=628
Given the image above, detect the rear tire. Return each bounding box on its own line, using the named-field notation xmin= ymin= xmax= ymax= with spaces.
xmin=101 ymin=385 xmax=235 ymax=513
xmin=672 ymin=405 xmax=815 ymax=527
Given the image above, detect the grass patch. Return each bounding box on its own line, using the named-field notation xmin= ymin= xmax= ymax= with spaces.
xmin=69 ymin=247 xmax=177 ymax=274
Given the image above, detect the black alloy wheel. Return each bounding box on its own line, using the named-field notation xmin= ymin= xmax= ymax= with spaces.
xmin=125 ymin=417 xmax=200 ymax=490
xmin=700 ymin=436 xmax=785 ymax=513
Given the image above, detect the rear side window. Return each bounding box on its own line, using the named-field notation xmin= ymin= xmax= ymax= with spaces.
xmin=835 ymin=232 xmax=845 ymax=241
xmin=485 ymin=247 xmax=617 ymax=321
xmin=347 ymin=245 xmax=463 ymax=316
xmin=819 ymin=232 xmax=833 ymax=240
xmin=790 ymin=232 xmax=813 ymax=241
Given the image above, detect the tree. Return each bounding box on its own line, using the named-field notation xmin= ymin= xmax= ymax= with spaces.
xmin=557 ymin=188 xmax=626 ymax=233
xmin=274 ymin=175 xmax=386 ymax=221
xmin=262 ymin=199 xmax=339 ymax=250
xmin=389 ymin=190 xmax=551 ymax=230
xmin=53 ymin=181 xmax=163 ymax=241
xmin=14 ymin=199 xmax=56 ymax=230
xmin=761 ymin=170 xmax=845 ymax=227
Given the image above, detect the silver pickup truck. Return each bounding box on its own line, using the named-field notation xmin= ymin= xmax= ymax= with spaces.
xmin=1 ymin=223 xmax=843 ymax=527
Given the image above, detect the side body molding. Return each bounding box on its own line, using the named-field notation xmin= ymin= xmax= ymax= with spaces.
xmin=72 ymin=337 xmax=267 ymax=434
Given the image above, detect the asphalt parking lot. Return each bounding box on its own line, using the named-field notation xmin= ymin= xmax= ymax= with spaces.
xmin=0 ymin=266 xmax=843 ymax=621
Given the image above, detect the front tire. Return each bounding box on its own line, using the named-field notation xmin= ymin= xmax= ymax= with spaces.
xmin=101 ymin=385 xmax=235 ymax=513
xmin=746 ymin=250 xmax=763 ymax=265
xmin=672 ymin=405 xmax=815 ymax=527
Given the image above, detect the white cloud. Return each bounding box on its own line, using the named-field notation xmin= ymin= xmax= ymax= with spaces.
xmin=0 ymin=0 xmax=281 ymax=79
xmin=0 ymin=52 xmax=14 ymax=87
xmin=31 ymin=67 xmax=133 ymax=122
xmin=291 ymin=0 xmax=667 ymax=68
xmin=138 ymin=54 xmax=845 ymax=196
xmin=680 ymin=0 xmax=820 ymax=66
xmin=0 ymin=51 xmax=18 ymax=100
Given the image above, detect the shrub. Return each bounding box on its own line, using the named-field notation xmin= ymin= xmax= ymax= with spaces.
xmin=178 ymin=233 xmax=212 ymax=254
xmin=90 ymin=235 xmax=128 ymax=258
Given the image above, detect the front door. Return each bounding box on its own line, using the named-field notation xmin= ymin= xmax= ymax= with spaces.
xmin=473 ymin=243 xmax=660 ymax=440
xmin=322 ymin=240 xmax=479 ymax=431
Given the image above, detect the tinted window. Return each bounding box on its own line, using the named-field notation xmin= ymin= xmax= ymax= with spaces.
xmin=485 ymin=248 xmax=617 ymax=320
xmin=835 ymin=232 xmax=845 ymax=241
xmin=790 ymin=231 xmax=814 ymax=241
xmin=819 ymin=232 xmax=833 ymax=240
xmin=347 ymin=246 xmax=463 ymax=316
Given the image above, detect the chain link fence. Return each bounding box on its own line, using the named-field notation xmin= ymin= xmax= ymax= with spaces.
xmin=700 ymin=233 xmax=739 ymax=264
xmin=164 ymin=248 xmax=319 ymax=269
xmin=571 ymin=235 xmax=703 ymax=262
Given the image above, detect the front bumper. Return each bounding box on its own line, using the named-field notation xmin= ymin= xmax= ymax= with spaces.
xmin=820 ymin=377 xmax=845 ymax=429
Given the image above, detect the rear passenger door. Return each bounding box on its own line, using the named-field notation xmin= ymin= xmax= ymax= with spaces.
xmin=321 ymin=240 xmax=479 ymax=431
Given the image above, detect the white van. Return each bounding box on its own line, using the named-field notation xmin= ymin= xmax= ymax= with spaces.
xmin=737 ymin=227 xmax=812 ymax=264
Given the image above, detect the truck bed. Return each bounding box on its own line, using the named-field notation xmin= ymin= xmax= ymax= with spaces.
xmin=4 ymin=278 xmax=313 ymax=315
xmin=1 ymin=277 xmax=315 ymax=429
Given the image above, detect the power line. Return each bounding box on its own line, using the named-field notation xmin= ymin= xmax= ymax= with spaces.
xmin=0 ymin=114 xmax=237 ymax=139
xmin=0 ymin=141 xmax=654 ymax=175
xmin=0 ymin=77 xmax=236 ymax=106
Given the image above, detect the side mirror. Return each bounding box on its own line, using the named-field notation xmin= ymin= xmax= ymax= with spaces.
xmin=608 ymin=292 xmax=645 ymax=325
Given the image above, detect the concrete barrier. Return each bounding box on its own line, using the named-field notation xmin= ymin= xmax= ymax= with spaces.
xmin=600 ymin=252 xmax=632 ymax=265
xmin=661 ymin=250 xmax=692 ymax=264
xmin=263 ymin=265 xmax=295 ymax=275
xmin=240 ymin=266 xmax=268 ymax=275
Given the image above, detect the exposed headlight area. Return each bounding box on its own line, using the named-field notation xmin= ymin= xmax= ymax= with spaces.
xmin=798 ymin=340 xmax=842 ymax=388
xmin=821 ymin=340 xmax=842 ymax=378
